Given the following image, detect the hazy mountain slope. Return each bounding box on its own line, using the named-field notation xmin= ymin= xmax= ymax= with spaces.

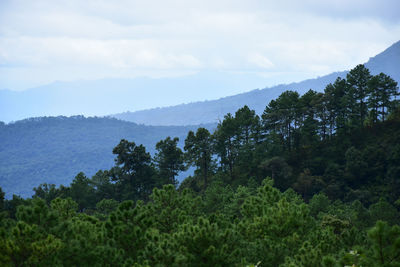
xmin=0 ymin=116 xmax=215 ymax=198
xmin=364 ymin=40 xmax=400 ymax=83
xmin=113 ymin=72 xmax=346 ymax=125
xmin=113 ymin=41 xmax=400 ymax=126
xmin=0 ymin=71 xmax=270 ymax=123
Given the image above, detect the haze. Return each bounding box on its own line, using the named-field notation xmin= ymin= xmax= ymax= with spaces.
xmin=1 ymin=0 xmax=399 ymax=115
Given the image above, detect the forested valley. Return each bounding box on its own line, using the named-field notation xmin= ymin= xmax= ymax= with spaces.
xmin=1 ymin=65 xmax=400 ymax=266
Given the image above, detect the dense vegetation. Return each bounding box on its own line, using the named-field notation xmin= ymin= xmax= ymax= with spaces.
xmin=0 ymin=117 xmax=214 ymax=197
xmin=1 ymin=65 xmax=400 ymax=266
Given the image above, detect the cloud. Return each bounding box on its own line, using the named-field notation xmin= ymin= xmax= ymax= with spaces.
xmin=247 ymin=54 xmax=274 ymax=69
xmin=0 ymin=0 xmax=399 ymax=90
xmin=298 ymin=0 xmax=400 ymax=23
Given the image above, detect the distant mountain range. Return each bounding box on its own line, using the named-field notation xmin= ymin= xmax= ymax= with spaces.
xmin=0 ymin=71 xmax=274 ymax=123
xmin=0 ymin=116 xmax=214 ymax=198
xmin=2 ymin=42 xmax=398 ymax=126
xmin=112 ymin=41 xmax=400 ymax=126
xmin=1 ymin=41 xmax=399 ymax=198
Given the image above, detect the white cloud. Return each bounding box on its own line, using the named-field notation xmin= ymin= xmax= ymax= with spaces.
xmin=0 ymin=37 xmax=202 ymax=69
xmin=0 ymin=0 xmax=399 ymax=90
xmin=247 ymin=54 xmax=274 ymax=69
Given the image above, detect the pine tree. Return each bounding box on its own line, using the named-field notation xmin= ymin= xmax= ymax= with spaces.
xmin=154 ymin=137 xmax=186 ymax=186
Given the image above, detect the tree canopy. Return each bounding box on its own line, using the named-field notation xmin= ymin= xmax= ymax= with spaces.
xmin=1 ymin=65 xmax=399 ymax=266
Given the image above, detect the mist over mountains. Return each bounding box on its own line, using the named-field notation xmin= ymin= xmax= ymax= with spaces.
xmin=2 ymin=41 xmax=398 ymax=125
xmin=0 ymin=71 xmax=273 ymax=123
xmin=113 ymin=40 xmax=400 ymax=125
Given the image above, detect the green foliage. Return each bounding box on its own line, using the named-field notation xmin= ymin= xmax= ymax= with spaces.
xmin=105 ymin=200 xmax=152 ymax=262
xmin=345 ymin=146 xmax=368 ymax=185
xmin=0 ymin=116 xmax=212 ymax=198
xmin=367 ymin=220 xmax=400 ymax=266
xmin=238 ymin=179 xmax=314 ymax=266
xmin=154 ymin=137 xmax=186 ymax=186
xmin=184 ymin=128 xmax=215 ymax=190
xmin=69 ymin=172 xmax=96 ymax=211
xmin=50 ymin=197 xmax=78 ymax=221
xmin=33 ymin=183 xmax=64 ymax=204
xmin=148 ymin=184 xmax=201 ymax=234
xmin=172 ymin=217 xmax=240 ymax=266
xmin=1 ymin=177 xmax=400 ymax=266
xmin=112 ymin=139 xmax=157 ymax=200
xmin=0 ymin=187 xmax=4 ymax=211
xmin=259 ymin=157 xmax=292 ymax=190
xmin=369 ymin=198 xmax=400 ymax=225
xmin=346 ymin=64 xmax=372 ymax=127
xmin=1 ymin=66 xmax=400 ymax=265
xmin=0 ymin=222 xmax=63 ymax=266
xmin=202 ymin=180 xmax=234 ymax=215
xmin=309 ymin=193 xmax=330 ymax=217
xmin=95 ymin=198 xmax=119 ymax=220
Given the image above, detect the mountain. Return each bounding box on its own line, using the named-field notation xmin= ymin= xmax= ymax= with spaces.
xmin=2 ymin=42 xmax=398 ymax=125
xmin=0 ymin=116 xmax=215 ymax=198
xmin=0 ymin=71 xmax=273 ymax=123
xmin=112 ymin=41 xmax=400 ymax=126
xmin=1 ymin=41 xmax=398 ymax=197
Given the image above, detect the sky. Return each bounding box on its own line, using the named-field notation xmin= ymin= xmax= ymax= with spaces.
xmin=0 ymin=0 xmax=400 ymax=93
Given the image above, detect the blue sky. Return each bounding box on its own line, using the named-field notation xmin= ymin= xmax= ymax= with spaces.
xmin=0 ymin=0 xmax=399 ymax=93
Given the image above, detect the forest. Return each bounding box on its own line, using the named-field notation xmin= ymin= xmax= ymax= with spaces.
xmin=1 ymin=64 xmax=400 ymax=266
xmin=0 ymin=116 xmax=214 ymax=197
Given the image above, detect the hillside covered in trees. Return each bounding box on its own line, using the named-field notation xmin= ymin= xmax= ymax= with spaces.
xmin=0 ymin=117 xmax=215 ymax=198
xmin=1 ymin=65 xmax=400 ymax=266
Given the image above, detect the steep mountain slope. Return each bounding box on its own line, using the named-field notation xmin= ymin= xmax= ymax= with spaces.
xmin=113 ymin=41 xmax=400 ymax=126
xmin=0 ymin=116 xmax=215 ymax=198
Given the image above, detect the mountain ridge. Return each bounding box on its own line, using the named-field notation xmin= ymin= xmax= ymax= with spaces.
xmin=0 ymin=71 xmax=271 ymax=123
xmin=112 ymin=41 xmax=400 ymax=126
xmin=112 ymin=71 xmax=347 ymax=126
